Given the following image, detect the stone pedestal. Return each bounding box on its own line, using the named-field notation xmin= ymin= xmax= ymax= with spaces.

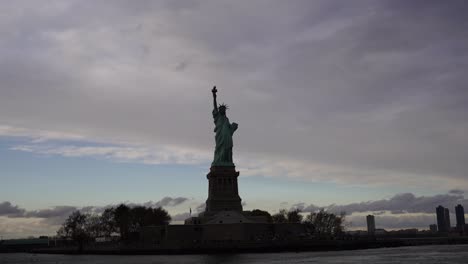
xmin=205 ymin=166 xmax=243 ymax=213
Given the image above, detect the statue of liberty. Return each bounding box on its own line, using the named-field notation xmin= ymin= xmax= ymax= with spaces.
xmin=211 ymin=86 xmax=238 ymax=167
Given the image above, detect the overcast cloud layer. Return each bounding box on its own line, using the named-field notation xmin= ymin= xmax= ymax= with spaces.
xmin=0 ymin=196 xmax=189 ymax=226
xmin=291 ymin=190 xmax=467 ymax=215
xmin=1 ymin=1 xmax=468 ymax=188
xmin=2 ymin=191 xmax=467 ymax=237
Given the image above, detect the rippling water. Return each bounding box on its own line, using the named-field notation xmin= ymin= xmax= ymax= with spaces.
xmin=1 ymin=244 xmax=468 ymax=264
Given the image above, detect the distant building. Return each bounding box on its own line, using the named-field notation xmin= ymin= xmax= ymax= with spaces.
xmin=444 ymin=208 xmax=451 ymax=231
xmin=366 ymin=215 xmax=376 ymax=235
xmin=436 ymin=205 xmax=448 ymax=232
xmin=429 ymin=224 xmax=437 ymax=233
xmin=455 ymin=204 xmax=465 ymax=232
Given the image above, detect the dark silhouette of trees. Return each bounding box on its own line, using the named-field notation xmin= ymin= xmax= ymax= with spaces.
xmin=57 ymin=211 xmax=90 ymax=252
xmin=269 ymin=209 xmax=345 ymax=239
xmin=304 ymin=209 xmax=345 ymax=239
xmin=85 ymin=214 xmax=104 ymax=238
xmin=114 ymin=204 xmax=131 ymax=241
xmin=57 ymin=204 xmax=346 ymax=247
xmin=272 ymin=209 xmax=288 ymax=223
xmin=128 ymin=206 xmax=171 ymax=233
xmin=148 ymin=207 xmax=171 ymax=225
xmin=57 ymin=204 xmax=171 ymax=246
xmin=249 ymin=209 xmax=272 ymax=223
xmin=271 ymin=209 xmax=303 ymax=223
xmin=287 ymin=209 xmax=303 ymax=223
xmin=100 ymin=207 xmax=117 ymax=237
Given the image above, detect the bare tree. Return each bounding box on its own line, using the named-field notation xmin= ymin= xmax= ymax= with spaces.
xmin=304 ymin=209 xmax=346 ymax=239
xmin=272 ymin=209 xmax=288 ymax=223
xmin=287 ymin=209 xmax=303 ymax=223
xmin=57 ymin=211 xmax=90 ymax=252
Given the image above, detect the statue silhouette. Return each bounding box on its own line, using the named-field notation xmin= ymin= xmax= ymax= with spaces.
xmin=211 ymin=86 xmax=238 ymax=167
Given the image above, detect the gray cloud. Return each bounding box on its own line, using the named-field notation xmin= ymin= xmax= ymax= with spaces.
xmin=175 ymin=61 xmax=189 ymax=72
xmin=1 ymin=196 xmax=188 ymax=222
xmin=449 ymin=189 xmax=465 ymax=195
xmin=171 ymin=212 xmax=191 ymax=222
xmin=298 ymin=192 xmax=467 ymax=215
xmin=171 ymin=202 xmax=206 ymax=222
xmin=295 ymin=191 xmax=468 ymax=229
xmin=127 ymin=197 xmax=189 ymax=208
xmin=24 ymin=206 xmax=77 ymax=218
xmin=0 ymin=201 xmax=26 ymax=217
xmin=0 ymin=198 xmax=193 ymax=237
xmin=152 ymin=197 xmax=189 ymax=207
xmin=2 ymin=204 xmax=78 ymax=226
xmin=1 ymin=0 xmax=468 ymax=190
xmin=290 ymin=202 xmax=310 ymax=212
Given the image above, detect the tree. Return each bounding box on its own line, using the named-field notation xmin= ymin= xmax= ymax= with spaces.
xmin=114 ymin=204 xmax=131 ymax=241
xmin=113 ymin=204 xmax=171 ymax=241
xmin=129 ymin=206 xmax=172 ymax=230
xmin=129 ymin=206 xmax=147 ymax=233
xmin=272 ymin=209 xmax=304 ymax=223
xmin=58 ymin=204 xmax=173 ymax=245
xmin=250 ymin=209 xmax=272 ymax=223
xmin=149 ymin=207 xmax=171 ymax=226
xmin=305 ymin=209 xmax=345 ymax=239
xmin=100 ymin=207 xmax=117 ymax=237
xmin=287 ymin=209 xmax=303 ymax=223
xmin=85 ymin=214 xmax=103 ymax=238
xmin=57 ymin=210 xmax=90 ymax=252
xmin=272 ymin=209 xmax=288 ymax=223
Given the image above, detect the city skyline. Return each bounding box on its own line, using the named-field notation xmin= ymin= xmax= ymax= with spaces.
xmin=1 ymin=0 xmax=468 ymax=238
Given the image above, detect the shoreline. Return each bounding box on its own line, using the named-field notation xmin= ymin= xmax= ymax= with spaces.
xmin=4 ymin=237 xmax=465 ymax=255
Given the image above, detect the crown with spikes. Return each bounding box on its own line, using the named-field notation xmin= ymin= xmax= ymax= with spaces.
xmin=218 ymin=103 xmax=229 ymax=110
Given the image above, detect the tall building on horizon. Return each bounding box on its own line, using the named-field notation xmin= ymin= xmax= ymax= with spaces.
xmin=444 ymin=208 xmax=451 ymax=231
xmin=455 ymin=204 xmax=465 ymax=232
xmin=436 ymin=205 xmax=448 ymax=232
xmin=367 ymin=215 xmax=376 ymax=235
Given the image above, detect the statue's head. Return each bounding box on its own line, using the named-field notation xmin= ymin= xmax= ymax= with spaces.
xmin=218 ymin=104 xmax=228 ymax=115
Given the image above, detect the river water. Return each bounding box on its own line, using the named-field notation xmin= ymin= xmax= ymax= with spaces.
xmin=1 ymin=244 xmax=468 ymax=263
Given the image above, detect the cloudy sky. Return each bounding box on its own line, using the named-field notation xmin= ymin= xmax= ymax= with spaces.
xmin=1 ymin=0 xmax=468 ymax=238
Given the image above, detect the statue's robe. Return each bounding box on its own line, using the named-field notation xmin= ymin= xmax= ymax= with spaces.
xmin=212 ymin=108 xmax=237 ymax=166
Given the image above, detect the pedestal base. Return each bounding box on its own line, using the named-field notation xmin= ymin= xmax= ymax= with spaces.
xmin=205 ymin=166 xmax=243 ymax=212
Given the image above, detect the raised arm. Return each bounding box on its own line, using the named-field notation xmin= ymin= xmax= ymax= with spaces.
xmin=212 ymin=86 xmax=218 ymax=112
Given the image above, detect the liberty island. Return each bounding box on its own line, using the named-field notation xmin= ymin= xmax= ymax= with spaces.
xmin=3 ymin=87 xmax=468 ymax=255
